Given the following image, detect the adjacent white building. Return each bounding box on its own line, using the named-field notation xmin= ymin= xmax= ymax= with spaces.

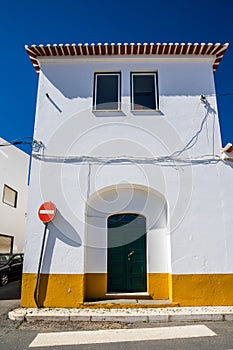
xmin=0 ymin=138 xmax=29 ymax=253
xmin=21 ymin=42 xmax=233 ymax=307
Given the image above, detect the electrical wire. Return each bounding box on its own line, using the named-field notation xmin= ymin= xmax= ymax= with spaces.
xmin=31 ymin=98 xmax=221 ymax=166
xmin=205 ymin=92 xmax=233 ymax=97
xmin=0 ymin=92 xmax=233 ymax=149
xmin=31 ymin=153 xmax=222 ymax=167
xmin=0 ymin=137 xmax=33 ymax=147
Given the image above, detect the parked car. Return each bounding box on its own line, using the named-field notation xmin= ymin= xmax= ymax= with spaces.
xmin=0 ymin=253 xmax=24 ymax=286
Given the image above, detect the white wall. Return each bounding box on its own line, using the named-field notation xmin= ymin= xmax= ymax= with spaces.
xmin=0 ymin=138 xmax=29 ymax=253
xmin=23 ymin=55 xmax=233 ymax=276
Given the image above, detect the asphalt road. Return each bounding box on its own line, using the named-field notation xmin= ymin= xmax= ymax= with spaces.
xmin=0 ymin=282 xmax=233 ymax=350
xmin=1 ymin=318 xmax=233 ymax=350
xmin=0 ymin=279 xmax=21 ymax=300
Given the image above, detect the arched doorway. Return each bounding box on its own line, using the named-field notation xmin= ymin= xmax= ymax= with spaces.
xmin=85 ymin=184 xmax=170 ymax=301
xmin=107 ymin=213 xmax=146 ymax=292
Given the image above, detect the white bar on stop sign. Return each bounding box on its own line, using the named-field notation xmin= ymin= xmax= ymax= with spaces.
xmin=39 ymin=210 xmax=55 ymax=214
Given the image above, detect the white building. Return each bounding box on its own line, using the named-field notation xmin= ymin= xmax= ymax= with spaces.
xmin=0 ymin=138 xmax=29 ymax=253
xmin=21 ymin=42 xmax=233 ymax=307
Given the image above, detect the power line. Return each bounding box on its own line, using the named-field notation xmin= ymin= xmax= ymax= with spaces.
xmin=0 ymin=137 xmax=33 ymax=147
xmin=31 ymin=153 xmax=222 ymax=167
xmin=206 ymin=92 xmax=233 ymax=97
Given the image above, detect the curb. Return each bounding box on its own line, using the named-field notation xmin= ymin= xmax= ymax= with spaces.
xmin=8 ymin=307 xmax=233 ymax=323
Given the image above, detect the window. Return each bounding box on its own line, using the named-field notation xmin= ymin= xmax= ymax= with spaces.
xmin=2 ymin=185 xmax=18 ymax=208
xmin=93 ymin=73 xmax=121 ymax=110
xmin=131 ymin=72 xmax=159 ymax=110
xmin=11 ymin=255 xmax=22 ymax=264
xmin=0 ymin=234 xmax=14 ymax=254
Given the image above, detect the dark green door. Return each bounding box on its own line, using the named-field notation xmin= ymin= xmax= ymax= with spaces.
xmin=107 ymin=213 xmax=146 ymax=292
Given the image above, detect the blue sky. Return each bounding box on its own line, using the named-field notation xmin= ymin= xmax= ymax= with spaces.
xmin=0 ymin=0 xmax=233 ymax=154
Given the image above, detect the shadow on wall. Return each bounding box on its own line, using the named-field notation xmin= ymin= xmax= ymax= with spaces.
xmin=37 ymin=209 xmax=81 ymax=307
xmin=42 ymin=66 xmax=92 ymax=99
xmin=41 ymin=63 xmax=215 ymax=100
xmin=170 ymin=99 xmax=217 ymax=158
xmin=224 ymin=160 xmax=233 ymax=169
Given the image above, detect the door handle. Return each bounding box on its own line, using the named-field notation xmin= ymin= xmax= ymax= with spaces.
xmin=128 ymin=250 xmax=134 ymax=257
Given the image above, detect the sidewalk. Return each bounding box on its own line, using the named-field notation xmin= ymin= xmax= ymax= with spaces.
xmin=8 ymin=304 xmax=233 ymax=323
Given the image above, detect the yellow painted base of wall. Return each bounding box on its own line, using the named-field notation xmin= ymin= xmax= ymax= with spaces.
xmin=85 ymin=273 xmax=107 ymax=300
xmin=171 ymin=274 xmax=233 ymax=306
xmin=148 ymin=273 xmax=169 ymax=300
xmin=21 ymin=273 xmax=84 ymax=308
xmin=85 ymin=273 xmax=169 ymax=300
xmin=21 ymin=273 xmax=233 ymax=307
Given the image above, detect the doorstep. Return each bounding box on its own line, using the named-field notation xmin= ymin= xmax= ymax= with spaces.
xmin=83 ymin=299 xmax=178 ymax=308
xmin=105 ymin=292 xmax=150 ymax=299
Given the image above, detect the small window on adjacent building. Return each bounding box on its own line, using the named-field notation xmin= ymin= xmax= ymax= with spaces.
xmin=93 ymin=73 xmax=121 ymax=110
xmin=131 ymin=72 xmax=159 ymax=110
xmin=2 ymin=185 xmax=18 ymax=208
xmin=0 ymin=234 xmax=14 ymax=254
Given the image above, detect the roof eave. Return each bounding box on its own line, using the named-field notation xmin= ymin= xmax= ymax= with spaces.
xmin=25 ymin=42 xmax=229 ymax=74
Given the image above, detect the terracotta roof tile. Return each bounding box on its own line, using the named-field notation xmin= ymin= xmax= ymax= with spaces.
xmin=25 ymin=42 xmax=229 ymax=74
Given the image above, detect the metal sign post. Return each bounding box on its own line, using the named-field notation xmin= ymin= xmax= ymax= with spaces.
xmin=34 ymin=202 xmax=56 ymax=308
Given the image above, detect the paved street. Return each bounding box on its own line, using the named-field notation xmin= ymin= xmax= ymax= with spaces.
xmin=1 ymin=316 xmax=233 ymax=350
xmin=0 ymin=282 xmax=233 ymax=349
xmin=0 ymin=279 xmax=21 ymax=300
xmin=1 ymin=302 xmax=233 ymax=349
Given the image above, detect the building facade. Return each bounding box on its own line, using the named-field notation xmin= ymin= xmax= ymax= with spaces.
xmin=0 ymin=138 xmax=29 ymax=253
xmin=21 ymin=42 xmax=233 ymax=307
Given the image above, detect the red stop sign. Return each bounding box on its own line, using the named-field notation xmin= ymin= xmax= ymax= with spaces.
xmin=38 ymin=202 xmax=56 ymax=223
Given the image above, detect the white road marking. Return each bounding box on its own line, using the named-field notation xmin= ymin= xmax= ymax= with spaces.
xmin=39 ymin=210 xmax=54 ymax=214
xmin=29 ymin=325 xmax=216 ymax=347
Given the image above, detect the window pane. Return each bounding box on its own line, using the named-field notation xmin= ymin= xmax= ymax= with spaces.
xmin=3 ymin=185 xmax=17 ymax=207
xmin=96 ymin=74 xmax=119 ymax=110
xmin=0 ymin=235 xmax=13 ymax=254
xmin=133 ymin=74 xmax=156 ymax=110
xmin=12 ymin=255 xmax=22 ymax=263
xmin=0 ymin=254 xmax=10 ymax=263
